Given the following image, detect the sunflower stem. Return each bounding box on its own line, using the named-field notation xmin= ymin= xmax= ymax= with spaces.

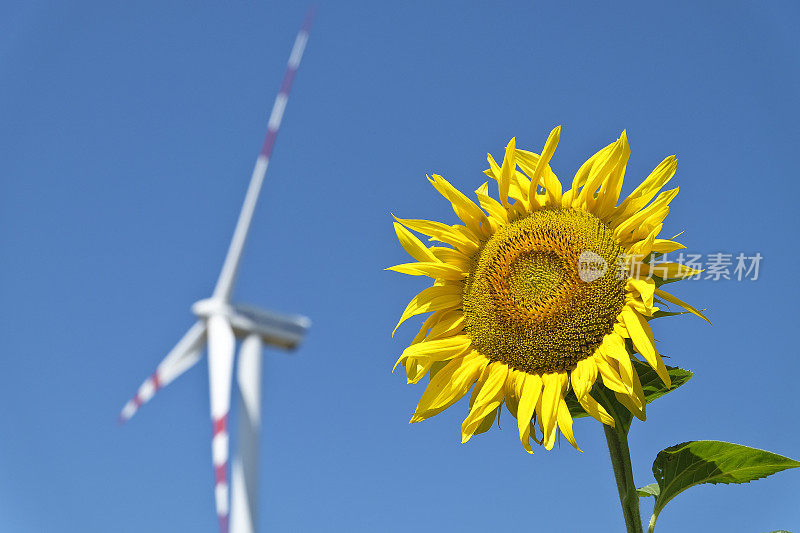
xmin=603 ymin=423 xmax=643 ymax=533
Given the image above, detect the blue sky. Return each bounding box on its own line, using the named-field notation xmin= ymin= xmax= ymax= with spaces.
xmin=2 ymin=1 xmax=799 ymax=532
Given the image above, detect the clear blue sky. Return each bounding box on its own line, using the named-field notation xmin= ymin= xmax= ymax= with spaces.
xmin=2 ymin=1 xmax=798 ymax=532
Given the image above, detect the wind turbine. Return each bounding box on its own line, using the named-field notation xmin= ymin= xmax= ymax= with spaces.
xmin=119 ymin=10 xmax=314 ymax=533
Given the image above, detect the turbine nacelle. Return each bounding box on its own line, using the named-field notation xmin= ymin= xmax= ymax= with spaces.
xmin=192 ymin=298 xmax=310 ymax=351
xmin=192 ymin=298 xmax=233 ymax=319
xmin=227 ymin=304 xmax=310 ymax=351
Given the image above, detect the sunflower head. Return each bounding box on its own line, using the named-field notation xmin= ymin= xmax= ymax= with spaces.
xmin=463 ymin=207 xmax=628 ymax=376
xmin=389 ymin=127 xmax=708 ymax=453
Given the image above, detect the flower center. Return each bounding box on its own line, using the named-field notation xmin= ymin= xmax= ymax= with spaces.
xmin=463 ymin=208 xmax=626 ymax=375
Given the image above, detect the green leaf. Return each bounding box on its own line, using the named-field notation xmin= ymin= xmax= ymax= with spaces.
xmin=650 ymin=441 xmax=800 ymax=526
xmin=564 ymin=390 xmax=591 ymax=419
xmin=634 ymin=359 xmax=692 ymax=404
xmin=565 ymin=361 xmax=692 ymax=429
xmin=565 ymin=383 xmax=631 ymax=430
xmin=637 ymin=483 xmax=660 ymax=498
xmin=593 ymin=385 xmax=636 ymax=434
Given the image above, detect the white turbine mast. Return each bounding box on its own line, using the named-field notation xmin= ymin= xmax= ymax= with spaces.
xmin=119 ymin=10 xmax=314 ymax=533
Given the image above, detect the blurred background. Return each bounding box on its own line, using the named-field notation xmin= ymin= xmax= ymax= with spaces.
xmin=1 ymin=1 xmax=798 ymax=531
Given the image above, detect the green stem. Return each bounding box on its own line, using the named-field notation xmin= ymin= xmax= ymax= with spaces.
xmin=603 ymin=424 xmax=643 ymax=533
xmin=647 ymin=513 xmax=657 ymax=533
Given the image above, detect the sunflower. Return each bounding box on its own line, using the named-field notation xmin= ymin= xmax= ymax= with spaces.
xmin=389 ymin=127 xmax=708 ymax=453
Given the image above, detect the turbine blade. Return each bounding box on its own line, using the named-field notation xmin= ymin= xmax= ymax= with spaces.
xmin=212 ymin=8 xmax=315 ymax=303
xmin=230 ymin=334 xmax=263 ymax=533
xmin=119 ymin=321 xmax=207 ymax=423
xmin=207 ymin=315 xmax=236 ymax=533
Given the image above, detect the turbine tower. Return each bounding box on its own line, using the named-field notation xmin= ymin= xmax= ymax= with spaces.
xmin=119 ymin=10 xmax=314 ymax=533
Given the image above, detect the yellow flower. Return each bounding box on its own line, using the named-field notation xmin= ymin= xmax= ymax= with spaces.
xmin=389 ymin=127 xmax=708 ymax=453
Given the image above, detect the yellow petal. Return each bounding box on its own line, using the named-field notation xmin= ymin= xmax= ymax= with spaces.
xmin=425 ymin=310 xmax=465 ymax=340
xmin=627 ymin=277 xmax=656 ymax=309
xmin=595 ymin=356 xmax=632 ymax=397
xmin=474 ymin=182 xmax=508 ymax=226
xmin=392 ymin=284 xmax=462 ymax=336
xmin=408 ymin=310 xmax=465 ymax=353
xmin=471 ymin=406 xmax=500 ymax=437
xmin=392 ymin=221 xmax=439 ymax=263
xmin=386 ymin=261 xmax=467 ymax=281
xmin=625 ymin=296 xmax=655 ymax=317
xmin=510 ymin=198 xmax=530 ymax=219
xmin=503 ymin=369 xmax=522 ymax=404
xmin=516 ymin=374 xmax=543 ymax=454
xmin=577 ymin=139 xmax=624 ymax=210
xmin=429 ymin=247 xmax=471 ymax=271
xmin=499 ymin=138 xmax=516 ymax=207
xmin=628 ymin=229 xmax=657 ymax=259
xmin=571 ymin=141 xmax=616 ymax=195
xmin=526 ymin=126 xmax=563 ymax=205
xmin=577 ymin=394 xmax=614 ymax=427
xmin=407 ymin=357 xmax=447 ymax=384
xmin=560 ymin=187 xmax=575 ymax=207
xmin=614 ymin=188 xmax=679 ymax=239
xmin=628 ymin=362 xmax=647 ymax=417
xmin=412 ymin=351 xmax=487 ymax=421
xmin=393 ymin=216 xmax=479 ymax=254
xmin=556 ymin=398 xmax=581 ymax=452
xmin=409 ymin=310 xmax=447 ymax=345
xmin=462 ymin=362 xmax=508 ymax=442
xmin=621 ymin=307 xmax=671 ymax=387
xmin=484 ymin=152 xmax=501 ymax=180
xmin=601 ymin=333 xmax=636 ymax=395
xmin=593 ymin=131 xmax=631 ymax=218
xmin=613 ymin=390 xmax=646 ymax=421
xmin=651 ymin=239 xmax=686 ymax=254
xmin=609 ymin=349 xmax=647 ymax=419
xmin=654 ymin=288 xmax=712 ymax=324
xmin=614 ymin=156 xmax=677 ymax=222
xmin=539 ymin=372 xmax=566 ymax=450
xmin=394 ymin=335 xmax=473 ymax=372
xmin=486 ymin=159 xmax=526 ymax=201
xmin=427 ymin=174 xmax=490 ymax=237
xmin=570 ymin=358 xmax=597 ymax=400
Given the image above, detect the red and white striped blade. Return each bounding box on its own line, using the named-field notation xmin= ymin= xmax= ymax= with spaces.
xmin=211 ymin=6 xmax=315 ymax=303
xmin=207 ymin=314 xmax=236 ymax=533
xmin=119 ymin=321 xmax=207 ymax=423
